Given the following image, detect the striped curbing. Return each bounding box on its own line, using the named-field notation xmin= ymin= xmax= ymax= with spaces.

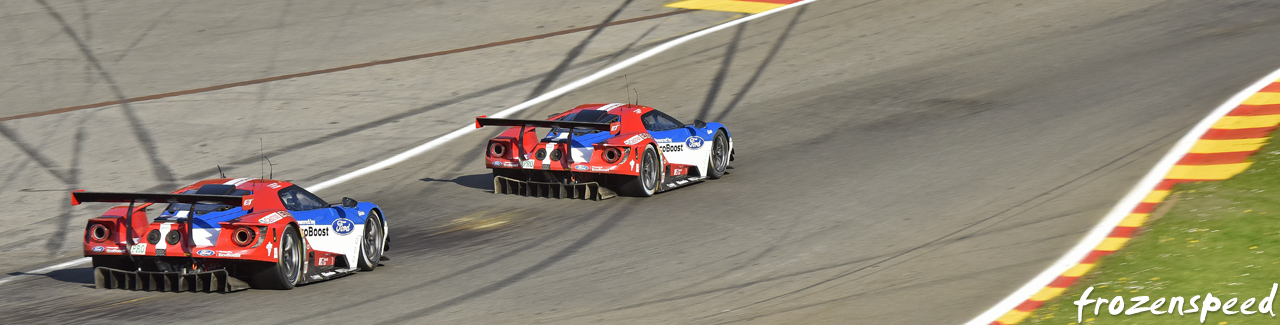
xmin=989 ymin=77 xmax=1280 ymax=325
xmin=665 ymin=0 xmax=802 ymax=14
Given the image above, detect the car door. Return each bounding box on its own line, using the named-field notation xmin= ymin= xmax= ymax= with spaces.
xmin=278 ymin=186 xmax=347 ymax=251
xmin=643 ymin=111 xmax=703 ymax=166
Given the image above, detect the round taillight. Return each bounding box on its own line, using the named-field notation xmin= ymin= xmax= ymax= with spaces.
xmin=549 ymin=148 xmax=562 ymax=161
xmin=232 ymin=227 xmax=256 ymax=247
xmin=89 ymin=224 xmax=110 ymax=242
xmin=488 ymin=142 xmax=506 ymax=158
xmin=535 ymin=148 xmax=547 ymax=160
xmin=166 ymin=230 xmax=181 ymax=245
xmin=147 ymin=229 xmax=162 ymax=244
xmin=603 ymin=147 xmax=622 ymax=164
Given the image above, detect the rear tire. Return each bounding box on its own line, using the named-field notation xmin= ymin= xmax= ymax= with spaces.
xmin=708 ymin=130 xmax=729 ymax=179
xmin=619 ymin=146 xmax=660 ymax=197
xmin=357 ymin=210 xmax=385 ymax=271
xmin=250 ymin=225 xmax=304 ymax=290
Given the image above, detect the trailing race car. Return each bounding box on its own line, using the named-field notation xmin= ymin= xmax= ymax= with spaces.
xmin=476 ymin=103 xmax=734 ymax=200
xmin=72 ymin=178 xmax=388 ymax=292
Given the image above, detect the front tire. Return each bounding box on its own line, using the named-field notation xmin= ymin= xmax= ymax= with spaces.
xmin=619 ymin=145 xmax=660 ymax=197
xmin=251 ymin=225 xmax=304 ymax=290
xmin=357 ymin=210 xmax=385 ymax=271
xmin=708 ymin=130 xmax=729 ymax=179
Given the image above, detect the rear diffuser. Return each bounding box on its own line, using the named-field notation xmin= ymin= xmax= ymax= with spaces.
xmin=93 ymin=267 xmax=249 ymax=293
xmin=493 ymin=176 xmax=616 ymax=200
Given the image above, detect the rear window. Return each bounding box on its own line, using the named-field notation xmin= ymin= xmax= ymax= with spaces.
xmin=551 ymin=110 xmax=619 ymax=136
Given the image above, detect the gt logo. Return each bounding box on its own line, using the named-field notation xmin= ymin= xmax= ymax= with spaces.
xmin=266 ymin=183 xmax=283 ymax=189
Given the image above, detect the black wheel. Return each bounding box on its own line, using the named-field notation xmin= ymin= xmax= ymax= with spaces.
xmin=620 ymin=145 xmax=660 ymax=197
xmin=357 ymin=210 xmax=385 ymax=271
xmin=708 ymin=130 xmax=729 ymax=179
xmin=91 ymin=256 xmax=133 ymax=270
xmin=251 ymin=225 xmax=304 ymax=290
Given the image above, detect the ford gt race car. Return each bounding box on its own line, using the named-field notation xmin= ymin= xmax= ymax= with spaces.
xmin=476 ymin=103 xmax=734 ymax=200
xmin=72 ymin=178 xmax=388 ymax=292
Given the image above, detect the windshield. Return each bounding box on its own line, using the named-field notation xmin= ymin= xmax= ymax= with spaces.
xmin=548 ymin=110 xmax=619 ymax=137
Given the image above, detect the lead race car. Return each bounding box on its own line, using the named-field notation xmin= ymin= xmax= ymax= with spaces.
xmin=476 ymin=103 xmax=734 ymax=200
xmin=72 ymin=178 xmax=389 ymax=292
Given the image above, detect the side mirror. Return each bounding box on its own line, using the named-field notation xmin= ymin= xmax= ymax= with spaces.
xmin=342 ymin=197 xmax=358 ymax=208
xmin=694 ymin=119 xmax=707 ymax=128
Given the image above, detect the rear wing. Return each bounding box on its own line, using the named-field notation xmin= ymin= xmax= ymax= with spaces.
xmin=475 ymin=116 xmax=612 ymax=131
xmin=71 ymin=191 xmax=246 ymax=206
xmin=71 ymin=191 xmax=250 ymax=259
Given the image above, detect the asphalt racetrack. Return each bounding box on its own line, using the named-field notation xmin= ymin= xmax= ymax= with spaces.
xmin=3 ymin=0 xmax=1280 ymax=324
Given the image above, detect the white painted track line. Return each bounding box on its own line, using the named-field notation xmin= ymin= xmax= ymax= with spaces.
xmin=966 ymin=66 xmax=1280 ymax=325
xmin=0 ymin=1 xmax=819 ymax=287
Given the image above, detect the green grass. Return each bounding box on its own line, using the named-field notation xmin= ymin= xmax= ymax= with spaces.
xmin=1027 ymin=138 xmax=1280 ymax=325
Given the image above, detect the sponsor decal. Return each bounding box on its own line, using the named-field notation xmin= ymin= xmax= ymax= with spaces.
xmin=686 ymin=137 xmax=704 ymax=149
xmin=655 ymin=138 xmax=673 ymax=143
xmin=303 ymin=226 xmax=329 ymax=237
xmin=673 ymin=166 xmax=687 ymax=176
xmin=104 ymin=247 xmax=123 ymax=254
xmin=676 ymin=179 xmax=689 ymax=185
xmin=707 ymin=129 xmax=713 ymax=135
xmin=624 ymin=133 xmax=651 ymax=145
xmin=317 ymin=257 xmax=332 ymax=266
xmin=258 ymin=212 xmax=285 ymax=224
xmin=521 ymin=160 xmax=535 ymax=169
xmin=92 ymin=246 xmax=105 ymax=253
xmin=130 ymin=243 xmax=147 ymax=255
xmin=216 ymin=251 xmax=241 ymax=258
xmin=297 ymin=219 xmax=315 ymax=225
xmin=197 ymin=249 xmax=215 ymax=256
xmin=502 ymin=161 xmax=519 ymax=168
xmin=358 ymin=211 xmax=366 ymax=216
xmin=591 ymin=166 xmax=614 ymax=172
xmin=492 ymin=161 xmax=502 ymax=166
xmin=660 ymin=144 xmax=683 ymax=153
xmin=574 ymin=165 xmax=589 ymax=171
xmin=332 ymin=218 xmax=356 ymax=236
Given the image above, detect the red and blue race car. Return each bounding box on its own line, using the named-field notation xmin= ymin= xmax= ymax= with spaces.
xmin=73 ymin=178 xmax=388 ymax=292
xmin=476 ymin=103 xmax=734 ymax=199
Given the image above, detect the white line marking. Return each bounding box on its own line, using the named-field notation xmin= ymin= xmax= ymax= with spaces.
xmin=965 ymin=67 xmax=1280 ymax=325
xmin=0 ymin=1 xmax=819 ymax=286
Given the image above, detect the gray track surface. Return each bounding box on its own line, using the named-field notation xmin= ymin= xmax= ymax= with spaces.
xmin=2 ymin=0 xmax=1280 ymax=324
